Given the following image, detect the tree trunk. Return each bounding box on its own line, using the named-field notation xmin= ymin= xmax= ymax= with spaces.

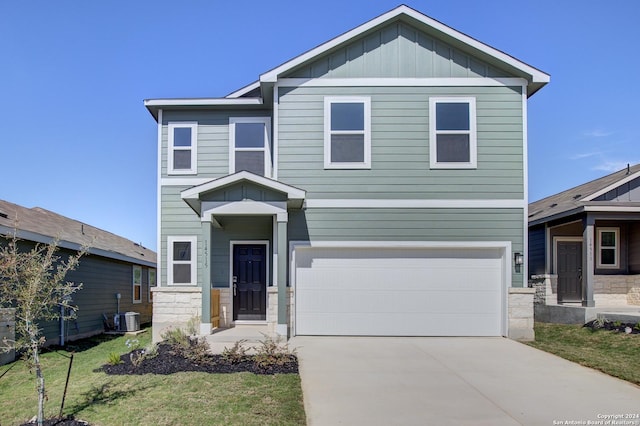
xmin=34 ymin=341 xmax=44 ymax=426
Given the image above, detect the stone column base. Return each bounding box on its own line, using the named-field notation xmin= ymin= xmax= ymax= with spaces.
xmin=508 ymin=287 xmax=535 ymax=341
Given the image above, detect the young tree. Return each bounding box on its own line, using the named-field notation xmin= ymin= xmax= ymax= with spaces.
xmin=0 ymin=233 xmax=87 ymax=426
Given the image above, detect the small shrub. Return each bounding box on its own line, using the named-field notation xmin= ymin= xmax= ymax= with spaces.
xmin=592 ymin=317 xmax=607 ymax=329
xmin=186 ymin=315 xmax=201 ymax=336
xmin=221 ymin=340 xmax=248 ymax=364
xmin=253 ymin=334 xmax=297 ymax=369
xmin=161 ymin=327 xmax=190 ymax=349
xmin=184 ymin=337 xmax=211 ymax=364
xmin=106 ymin=352 xmax=122 ymax=365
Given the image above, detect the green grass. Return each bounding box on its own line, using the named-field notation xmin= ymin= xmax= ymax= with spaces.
xmin=0 ymin=329 xmax=306 ymax=425
xmin=527 ymin=323 xmax=640 ymax=385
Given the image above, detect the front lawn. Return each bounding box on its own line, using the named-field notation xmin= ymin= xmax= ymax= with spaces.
xmin=0 ymin=329 xmax=306 ymax=426
xmin=527 ymin=322 xmax=640 ymax=386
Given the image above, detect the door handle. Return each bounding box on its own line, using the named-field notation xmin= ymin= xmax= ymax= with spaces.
xmin=233 ymin=276 xmax=237 ymax=296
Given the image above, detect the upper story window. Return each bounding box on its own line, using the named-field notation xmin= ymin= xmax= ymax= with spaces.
xmin=229 ymin=117 xmax=272 ymax=177
xmin=597 ymin=228 xmax=619 ymax=268
xmin=168 ymin=122 xmax=198 ymax=175
xmin=324 ymin=97 xmax=371 ymax=169
xmin=429 ymin=97 xmax=476 ymax=169
xmin=168 ymin=236 xmax=197 ymax=286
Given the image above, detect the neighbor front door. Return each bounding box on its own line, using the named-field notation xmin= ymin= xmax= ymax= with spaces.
xmin=557 ymin=241 xmax=582 ymax=303
xmin=233 ymin=244 xmax=267 ymax=321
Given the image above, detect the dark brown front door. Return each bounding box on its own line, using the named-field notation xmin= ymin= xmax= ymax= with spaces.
xmin=557 ymin=241 xmax=582 ymax=303
xmin=233 ymin=244 xmax=267 ymax=321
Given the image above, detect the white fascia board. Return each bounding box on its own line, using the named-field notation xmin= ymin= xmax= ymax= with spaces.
xmin=181 ymin=171 xmax=306 ymax=201
xmin=581 ymin=170 xmax=640 ymax=201
xmin=226 ymin=81 xmax=261 ymax=98
xmin=260 ymin=5 xmax=549 ymax=85
xmin=290 ymin=240 xmax=511 ymax=249
xmin=583 ymin=205 xmax=640 ymax=213
xmin=277 ymin=77 xmax=528 ymax=88
xmin=304 ymin=199 xmax=525 ymax=209
xmin=144 ymin=98 xmax=263 ymax=107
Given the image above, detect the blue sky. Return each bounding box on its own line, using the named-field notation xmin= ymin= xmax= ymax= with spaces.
xmin=1 ymin=1 xmax=638 ymax=252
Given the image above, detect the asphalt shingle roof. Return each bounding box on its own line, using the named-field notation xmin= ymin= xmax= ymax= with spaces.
xmin=0 ymin=199 xmax=156 ymax=265
xmin=529 ymin=164 xmax=640 ymax=225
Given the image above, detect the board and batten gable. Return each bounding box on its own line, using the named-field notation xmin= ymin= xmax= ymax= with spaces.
xmin=283 ymin=21 xmax=512 ymax=80
xmin=277 ymin=85 xmax=524 ymax=199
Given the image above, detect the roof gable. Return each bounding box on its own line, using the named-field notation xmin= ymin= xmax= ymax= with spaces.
xmin=255 ymin=5 xmax=548 ymax=97
xmin=283 ymin=20 xmax=512 ymax=81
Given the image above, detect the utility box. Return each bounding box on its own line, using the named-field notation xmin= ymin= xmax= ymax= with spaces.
xmin=120 ymin=312 xmax=140 ymax=332
xmin=1 ymin=308 xmax=16 ymax=365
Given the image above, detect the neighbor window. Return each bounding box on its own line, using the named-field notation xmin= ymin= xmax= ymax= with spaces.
xmin=429 ymin=97 xmax=476 ymax=169
xmin=597 ymin=228 xmax=619 ymax=268
xmin=148 ymin=269 xmax=156 ymax=302
xmin=229 ymin=117 xmax=271 ymax=177
xmin=324 ymin=97 xmax=371 ymax=169
xmin=132 ymin=265 xmax=142 ymax=303
xmin=168 ymin=236 xmax=197 ymax=285
xmin=168 ymin=122 xmax=197 ymax=174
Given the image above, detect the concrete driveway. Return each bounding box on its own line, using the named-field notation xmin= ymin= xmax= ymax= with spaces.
xmin=290 ymin=337 xmax=640 ymax=426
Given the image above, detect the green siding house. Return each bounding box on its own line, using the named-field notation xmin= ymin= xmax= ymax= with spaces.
xmin=146 ymin=5 xmax=549 ymax=341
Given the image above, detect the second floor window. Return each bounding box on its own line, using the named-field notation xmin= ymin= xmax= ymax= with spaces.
xmin=168 ymin=236 xmax=197 ymax=286
xmin=168 ymin=122 xmax=198 ymax=175
xmin=324 ymin=97 xmax=371 ymax=169
xmin=429 ymin=97 xmax=477 ymax=169
xmin=229 ymin=117 xmax=272 ymax=177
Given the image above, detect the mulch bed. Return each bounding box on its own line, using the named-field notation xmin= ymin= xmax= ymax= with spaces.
xmin=101 ymin=342 xmax=299 ymax=375
xmin=583 ymin=319 xmax=640 ymax=334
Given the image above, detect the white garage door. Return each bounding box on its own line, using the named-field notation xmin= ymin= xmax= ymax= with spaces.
xmin=294 ymin=246 xmax=505 ymax=336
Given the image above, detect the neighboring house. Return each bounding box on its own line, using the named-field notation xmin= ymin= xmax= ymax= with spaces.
xmin=529 ymin=164 xmax=640 ymax=308
xmin=145 ymin=5 xmax=549 ymax=341
xmin=0 ymin=199 xmax=157 ymax=346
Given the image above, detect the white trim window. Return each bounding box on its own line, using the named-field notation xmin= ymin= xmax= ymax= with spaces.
xmin=168 ymin=122 xmax=197 ymax=175
xmin=132 ymin=265 xmax=142 ymax=304
xmin=324 ymin=97 xmax=371 ymax=169
xmin=597 ymin=227 xmax=619 ymax=268
xmin=148 ymin=269 xmax=156 ymax=302
xmin=429 ymin=97 xmax=477 ymax=169
xmin=229 ymin=117 xmax=272 ymax=177
xmin=168 ymin=236 xmax=197 ymax=286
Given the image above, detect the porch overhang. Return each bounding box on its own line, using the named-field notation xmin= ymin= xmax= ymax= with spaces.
xmin=180 ymin=171 xmax=306 ymax=217
xmin=201 ymin=200 xmax=288 ymax=224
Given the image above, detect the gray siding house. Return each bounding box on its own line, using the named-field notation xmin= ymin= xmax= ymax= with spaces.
xmin=0 ymin=200 xmax=157 ymax=346
xmin=146 ymin=5 xmax=549 ymax=340
xmin=529 ymin=164 xmax=640 ymax=310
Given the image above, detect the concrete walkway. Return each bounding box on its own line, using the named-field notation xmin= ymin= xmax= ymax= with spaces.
xmin=204 ymin=325 xmax=273 ymax=354
xmin=291 ymin=337 xmax=640 ymax=426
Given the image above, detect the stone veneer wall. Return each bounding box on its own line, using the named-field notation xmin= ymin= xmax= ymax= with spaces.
xmin=594 ymin=275 xmax=640 ymax=306
xmin=508 ymin=288 xmax=535 ymax=341
xmin=151 ymin=287 xmax=202 ymax=343
xmin=267 ymin=287 xmax=294 ymax=336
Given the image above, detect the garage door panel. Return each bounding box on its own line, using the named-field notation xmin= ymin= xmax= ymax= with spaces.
xmin=295 ymin=246 xmax=505 ymax=336
xmin=296 ymin=312 xmax=501 ymax=336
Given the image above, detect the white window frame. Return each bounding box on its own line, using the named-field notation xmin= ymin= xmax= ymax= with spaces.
xmin=596 ymin=227 xmax=619 ymax=269
xmin=167 ymin=236 xmax=198 ymax=286
xmin=148 ymin=269 xmax=156 ymax=302
xmin=429 ymin=97 xmax=477 ymax=169
xmin=168 ymin=122 xmax=198 ymax=175
xmin=324 ymin=96 xmax=371 ymax=169
xmin=229 ymin=117 xmax=272 ymax=177
xmin=132 ymin=265 xmax=142 ymax=304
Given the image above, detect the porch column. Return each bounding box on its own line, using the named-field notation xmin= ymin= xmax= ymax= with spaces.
xmin=200 ymin=220 xmax=213 ymax=334
xmin=276 ymin=212 xmax=288 ymax=337
xmin=582 ymin=215 xmax=595 ymax=307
